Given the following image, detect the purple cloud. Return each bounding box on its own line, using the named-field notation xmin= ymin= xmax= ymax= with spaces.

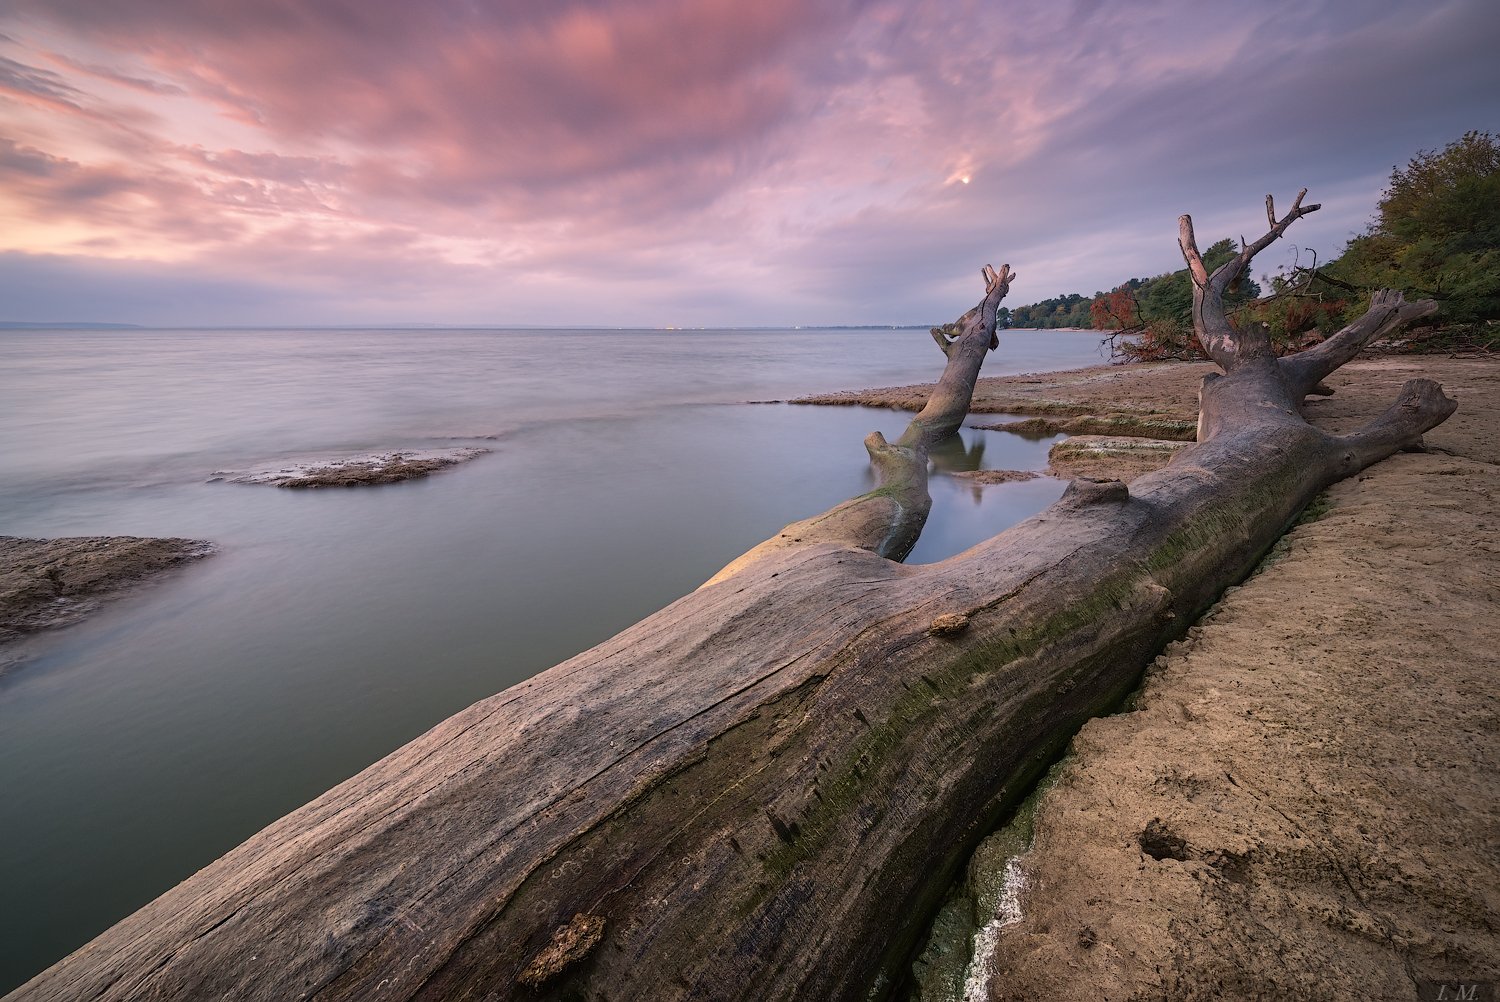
xmin=0 ymin=0 xmax=1496 ymax=325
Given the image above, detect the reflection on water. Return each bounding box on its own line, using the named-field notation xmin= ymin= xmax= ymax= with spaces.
xmin=911 ymin=424 xmax=1068 ymax=564
xmin=982 ymin=420 xmax=1058 ymax=441
xmin=0 ymin=326 xmax=1103 ymax=991
xmin=930 ymin=432 xmax=988 ymax=474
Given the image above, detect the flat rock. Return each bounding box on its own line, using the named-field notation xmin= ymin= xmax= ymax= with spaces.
xmin=214 ymin=447 xmax=488 ymax=488
xmin=974 ymin=414 xmax=1198 ymax=441
xmin=0 ymin=535 xmax=213 ymax=657
xmin=948 ymin=469 xmax=1040 ymax=485
xmin=790 ymin=361 xmax=1211 ymax=422
xmin=1047 ymin=435 xmax=1188 ymax=482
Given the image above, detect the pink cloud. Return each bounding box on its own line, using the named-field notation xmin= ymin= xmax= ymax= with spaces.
xmin=40 ymin=49 xmax=186 ymax=96
xmin=1 ymin=0 xmax=1496 ymax=325
xmin=8 ymin=1 xmax=856 ymax=203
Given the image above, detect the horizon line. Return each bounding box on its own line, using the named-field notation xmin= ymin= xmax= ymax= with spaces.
xmin=0 ymin=321 xmax=948 ymax=332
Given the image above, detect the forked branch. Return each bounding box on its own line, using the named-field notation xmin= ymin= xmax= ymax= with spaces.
xmin=1236 ymin=190 xmax=1320 ymax=286
xmin=1179 ymin=190 xmax=1321 ymax=368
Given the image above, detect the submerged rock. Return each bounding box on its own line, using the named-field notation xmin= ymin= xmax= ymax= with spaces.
xmin=977 ymin=414 xmax=1198 ymax=441
xmin=213 ymin=447 xmax=489 ymax=488
xmin=948 ymin=469 xmax=1040 ymax=485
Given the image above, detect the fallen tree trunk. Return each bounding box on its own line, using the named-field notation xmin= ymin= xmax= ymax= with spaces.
xmin=10 ymin=199 xmax=1456 ymax=1002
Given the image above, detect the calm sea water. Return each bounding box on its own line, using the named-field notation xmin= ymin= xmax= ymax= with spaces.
xmin=0 ymin=326 xmax=1106 ymax=990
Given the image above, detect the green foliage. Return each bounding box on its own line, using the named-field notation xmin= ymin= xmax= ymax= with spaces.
xmin=1009 ymin=238 xmax=1263 ymax=360
xmin=1005 ymin=292 xmax=1093 ymax=329
xmin=1381 ymin=130 xmax=1500 ymax=251
xmin=1237 ymin=263 xmax=1355 ymax=354
xmin=1324 ymin=130 xmax=1500 ymax=336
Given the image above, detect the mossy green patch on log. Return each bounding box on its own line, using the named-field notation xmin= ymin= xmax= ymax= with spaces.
xmin=908 ymin=753 xmax=1072 ymax=1002
xmin=758 ymin=580 xmax=1134 ymax=876
xmin=1048 ymin=436 xmax=1188 ymax=483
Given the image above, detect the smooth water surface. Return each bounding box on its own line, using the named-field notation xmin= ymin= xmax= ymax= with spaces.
xmin=0 ymin=326 xmax=1105 ymax=990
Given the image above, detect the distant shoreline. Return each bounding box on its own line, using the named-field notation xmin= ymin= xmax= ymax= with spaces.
xmin=0 ymin=322 xmax=941 ymax=331
xmin=0 ymin=321 xmax=144 ymax=329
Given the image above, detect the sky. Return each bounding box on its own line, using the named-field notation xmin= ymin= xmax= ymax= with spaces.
xmin=0 ymin=0 xmax=1496 ymax=327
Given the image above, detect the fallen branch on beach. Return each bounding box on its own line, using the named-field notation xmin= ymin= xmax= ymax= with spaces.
xmin=10 ymin=196 xmax=1457 ymax=1002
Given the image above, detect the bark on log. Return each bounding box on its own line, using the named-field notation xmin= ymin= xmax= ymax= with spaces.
xmin=9 ymin=202 xmax=1456 ymax=1002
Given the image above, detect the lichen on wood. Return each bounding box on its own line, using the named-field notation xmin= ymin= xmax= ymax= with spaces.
xmin=516 ymin=913 xmax=605 ymax=987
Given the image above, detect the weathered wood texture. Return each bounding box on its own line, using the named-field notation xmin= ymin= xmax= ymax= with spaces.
xmin=9 ymin=201 xmax=1456 ymax=1002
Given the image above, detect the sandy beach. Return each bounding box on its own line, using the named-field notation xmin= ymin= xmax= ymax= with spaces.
xmin=822 ymin=356 xmax=1499 ymax=1000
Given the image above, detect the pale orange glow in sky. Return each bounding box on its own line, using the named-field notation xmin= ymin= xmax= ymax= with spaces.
xmin=0 ymin=0 xmax=1496 ymax=325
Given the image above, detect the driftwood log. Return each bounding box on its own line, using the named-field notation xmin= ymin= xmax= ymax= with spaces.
xmin=10 ymin=197 xmax=1455 ymax=1002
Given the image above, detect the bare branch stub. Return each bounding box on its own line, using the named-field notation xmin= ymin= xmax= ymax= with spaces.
xmin=1336 ymin=377 xmax=1458 ymax=471
xmin=1177 ymin=215 xmax=1210 ymax=289
xmin=902 ymin=264 xmax=1013 ymax=448
xmin=981 ymin=264 xmax=1013 ymax=349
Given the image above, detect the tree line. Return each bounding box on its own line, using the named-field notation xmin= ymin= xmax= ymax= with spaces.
xmin=1002 ymin=131 xmax=1498 ymax=359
